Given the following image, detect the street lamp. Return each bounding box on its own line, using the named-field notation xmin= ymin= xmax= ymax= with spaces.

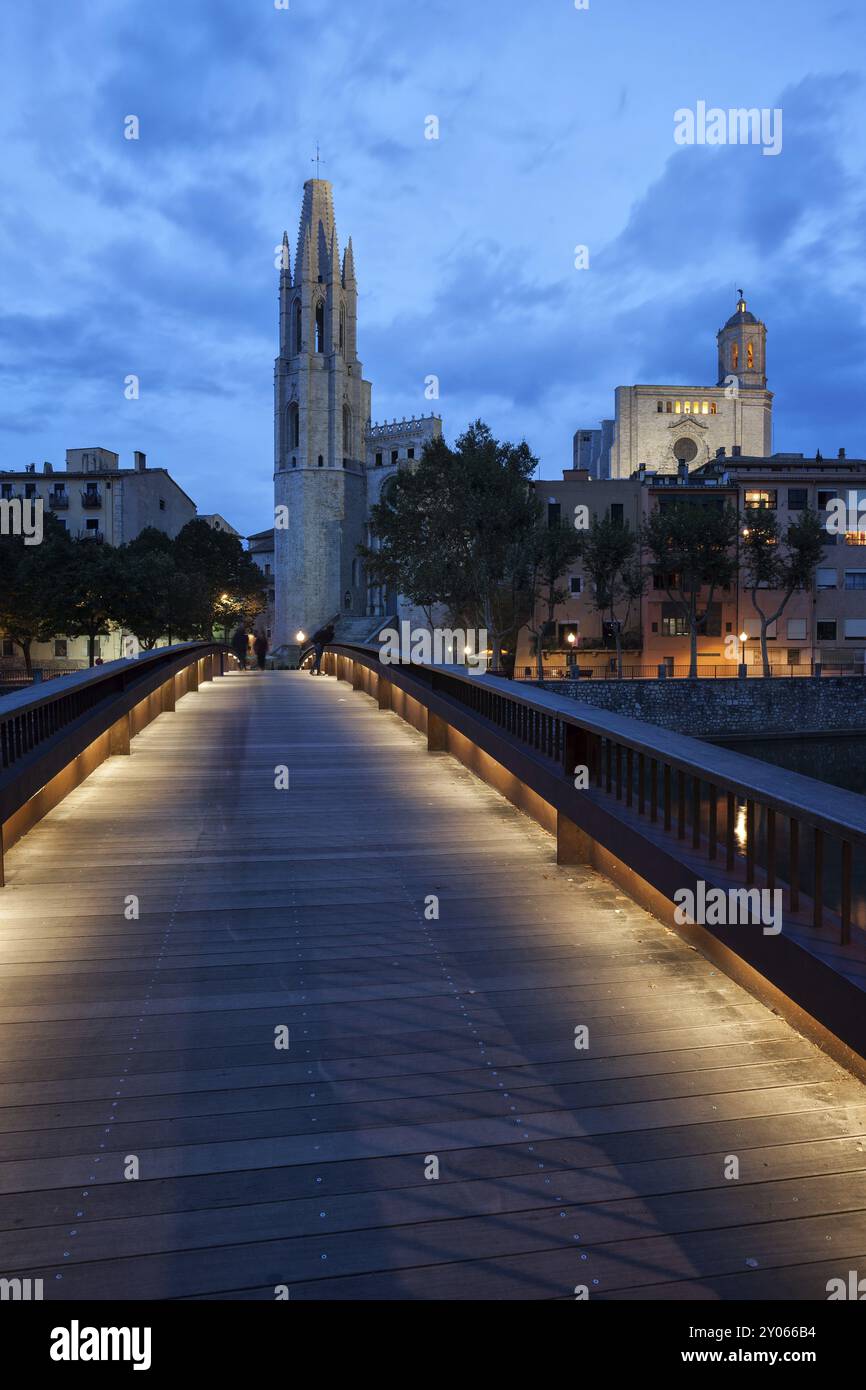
xmin=566 ymin=630 xmax=576 ymax=672
xmin=296 ymin=630 xmax=306 ymax=643
xmin=739 ymin=630 xmax=748 ymax=680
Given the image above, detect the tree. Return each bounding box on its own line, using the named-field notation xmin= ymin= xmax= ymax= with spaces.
xmin=577 ymin=514 xmax=644 ymax=678
xmin=113 ymin=547 xmax=207 ymax=649
xmin=0 ymin=515 xmax=71 ymax=673
xmin=174 ymin=520 xmax=265 ymax=636
xmin=740 ymin=507 xmax=825 ymax=677
xmin=54 ymin=540 xmax=124 ymax=666
xmin=524 ymin=519 xmax=583 ymax=682
xmin=361 ymin=421 xmax=540 ymax=673
xmin=642 ymin=501 xmax=739 ymax=679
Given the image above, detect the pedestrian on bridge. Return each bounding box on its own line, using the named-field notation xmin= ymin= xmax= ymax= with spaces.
xmin=309 ymin=622 xmax=335 ymax=675
xmin=231 ymin=625 xmax=250 ymax=671
xmin=253 ymin=632 xmax=269 ymax=671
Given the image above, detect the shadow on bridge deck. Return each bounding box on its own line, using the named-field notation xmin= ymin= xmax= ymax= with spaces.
xmin=0 ymin=669 xmax=864 ymax=1300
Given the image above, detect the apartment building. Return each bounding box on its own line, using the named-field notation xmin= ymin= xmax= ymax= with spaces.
xmin=0 ymin=447 xmax=197 ymax=667
xmin=519 ymin=452 xmax=866 ymax=676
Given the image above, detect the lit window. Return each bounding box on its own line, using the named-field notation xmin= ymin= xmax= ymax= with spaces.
xmin=693 ymin=401 xmax=699 ymax=415
xmin=732 ymin=343 xmax=739 ymax=370
xmin=674 ymin=400 xmax=681 ymax=414
xmin=747 ymin=342 xmax=754 ymax=369
xmin=710 ymin=402 xmax=717 ymax=415
xmin=701 ymin=401 xmax=709 ymax=414
xmin=683 ymin=401 xmax=691 ymax=413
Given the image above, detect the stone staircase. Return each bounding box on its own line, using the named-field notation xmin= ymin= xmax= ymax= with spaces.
xmin=331 ymin=614 xmax=395 ymax=647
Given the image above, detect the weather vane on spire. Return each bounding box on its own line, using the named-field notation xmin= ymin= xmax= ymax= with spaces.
xmin=312 ymin=143 xmax=325 ymax=179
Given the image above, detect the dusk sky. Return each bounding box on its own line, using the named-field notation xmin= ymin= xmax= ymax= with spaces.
xmin=1 ymin=0 xmax=864 ymax=535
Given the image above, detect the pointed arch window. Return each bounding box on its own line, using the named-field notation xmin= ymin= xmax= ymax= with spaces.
xmin=343 ymin=404 xmax=352 ymax=459
xmin=288 ymin=403 xmax=299 ymax=450
xmin=293 ymin=300 xmax=302 ymax=355
xmin=731 ymin=342 xmax=739 ymax=371
xmin=339 ymin=305 xmax=346 ymax=353
xmin=747 ymin=342 xmax=754 ymax=370
xmin=315 ymin=301 xmax=325 ymax=353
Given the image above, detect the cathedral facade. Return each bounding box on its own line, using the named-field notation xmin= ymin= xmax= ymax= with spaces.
xmin=578 ymin=296 xmax=774 ymax=479
xmin=272 ymin=179 xmax=441 ymax=656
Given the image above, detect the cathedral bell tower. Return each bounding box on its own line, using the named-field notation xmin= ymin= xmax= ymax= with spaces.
xmin=272 ymin=179 xmax=371 ymax=656
xmin=716 ymin=291 xmax=767 ymax=390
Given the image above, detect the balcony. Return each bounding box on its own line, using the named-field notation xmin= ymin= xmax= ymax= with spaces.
xmin=48 ymin=492 xmax=69 ymax=509
xmin=80 ymin=489 xmax=102 ymax=509
xmin=77 ymin=528 xmax=104 ymax=542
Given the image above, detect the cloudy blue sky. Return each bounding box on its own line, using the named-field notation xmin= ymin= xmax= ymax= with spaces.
xmin=1 ymin=0 xmax=864 ymax=534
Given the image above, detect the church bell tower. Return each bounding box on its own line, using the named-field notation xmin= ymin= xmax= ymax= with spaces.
xmin=717 ymin=291 xmax=767 ymax=390
xmin=272 ymin=179 xmax=371 ymax=656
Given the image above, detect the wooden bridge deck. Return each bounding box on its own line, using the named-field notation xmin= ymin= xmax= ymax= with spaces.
xmin=0 ymin=669 xmax=865 ymax=1300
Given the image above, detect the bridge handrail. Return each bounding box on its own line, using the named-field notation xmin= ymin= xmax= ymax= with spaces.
xmin=0 ymin=642 xmax=227 ymax=829
xmin=328 ymin=640 xmax=866 ymax=947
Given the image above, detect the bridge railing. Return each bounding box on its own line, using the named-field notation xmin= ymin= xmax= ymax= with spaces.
xmin=325 ymin=641 xmax=866 ymax=1063
xmin=0 ymin=641 xmax=229 ymax=884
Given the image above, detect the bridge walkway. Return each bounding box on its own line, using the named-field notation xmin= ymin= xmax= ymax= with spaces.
xmin=0 ymin=670 xmax=864 ymax=1299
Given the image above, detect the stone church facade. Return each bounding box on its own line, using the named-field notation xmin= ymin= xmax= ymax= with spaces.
xmin=581 ymin=295 xmax=774 ymax=479
xmin=272 ymin=179 xmax=441 ymax=658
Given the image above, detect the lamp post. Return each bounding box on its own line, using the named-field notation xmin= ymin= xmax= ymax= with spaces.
xmin=739 ymin=630 xmax=748 ymax=680
xmin=566 ymin=630 xmax=576 ymax=674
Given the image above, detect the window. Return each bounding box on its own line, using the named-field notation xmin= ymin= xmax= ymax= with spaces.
xmin=547 ymin=502 xmax=562 ymax=527
xmin=569 ymin=576 xmax=582 ymax=595
xmin=744 ymin=490 xmax=777 ymax=510
xmin=816 ymin=567 xmax=836 ymax=589
xmin=264 ymin=563 xmax=271 ymax=576
xmin=294 ymin=299 xmax=302 ymax=354
xmin=24 ymin=482 xmax=36 ymax=498
xmin=653 ymin=572 xmax=678 ymax=590
xmin=673 ymin=438 xmax=698 ymax=464
xmin=159 ymin=498 xmax=166 ymax=511
xmin=732 ymin=343 xmax=739 ymax=370
xmin=787 ymin=648 xmax=801 ymax=664
xmin=674 ymin=400 xmax=681 ymax=414
xmin=787 ymin=488 xmax=807 ymax=511
xmin=709 ymin=402 xmax=717 ymax=415
xmin=352 ymin=558 xmax=361 ymax=586
xmin=1 ymin=483 xmax=11 ymax=499
xmin=701 ymin=401 xmax=709 ymax=415
xmin=54 ymin=639 xmax=67 ymax=658
xmin=744 ymin=617 xmax=776 ymax=639
xmin=391 ymin=450 xmax=398 ymax=465
xmin=845 ymin=571 xmax=866 ymax=590
xmin=817 ymin=620 xmax=837 ymax=642
xmin=844 ymin=619 xmax=866 ymax=639
xmin=818 ymin=490 xmax=837 ymax=510
xmin=610 ymin=503 xmax=624 ymax=526
xmin=683 ymin=400 xmax=691 ymax=414
xmin=786 ymin=618 xmax=807 ymax=639
xmin=315 ymin=301 xmax=325 ymax=353
xmin=661 ymin=615 xmax=688 ymax=637
xmin=375 ymin=451 xmax=382 ymax=467
xmin=339 ymin=305 xmax=345 ymax=353
xmin=407 ymin=448 xmax=415 ymax=459
xmin=665 ymin=401 xmax=672 ymax=414
xmin=343 ymin=405 xmax=352 ymax=458
xmin=289 ymin=403 xmax=300 ymax=450
xmin=317 ymin=455 xmax=324 ymax=467
xmin=747 ymin=342 xmax=754 ymax=370
xmin=657 ymin=400 xmax=663 ymax=413
xmin=1 ymin=639 xmax=13 ymax=657
xmin=86 ymin=518 xmax=99 ymax=531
